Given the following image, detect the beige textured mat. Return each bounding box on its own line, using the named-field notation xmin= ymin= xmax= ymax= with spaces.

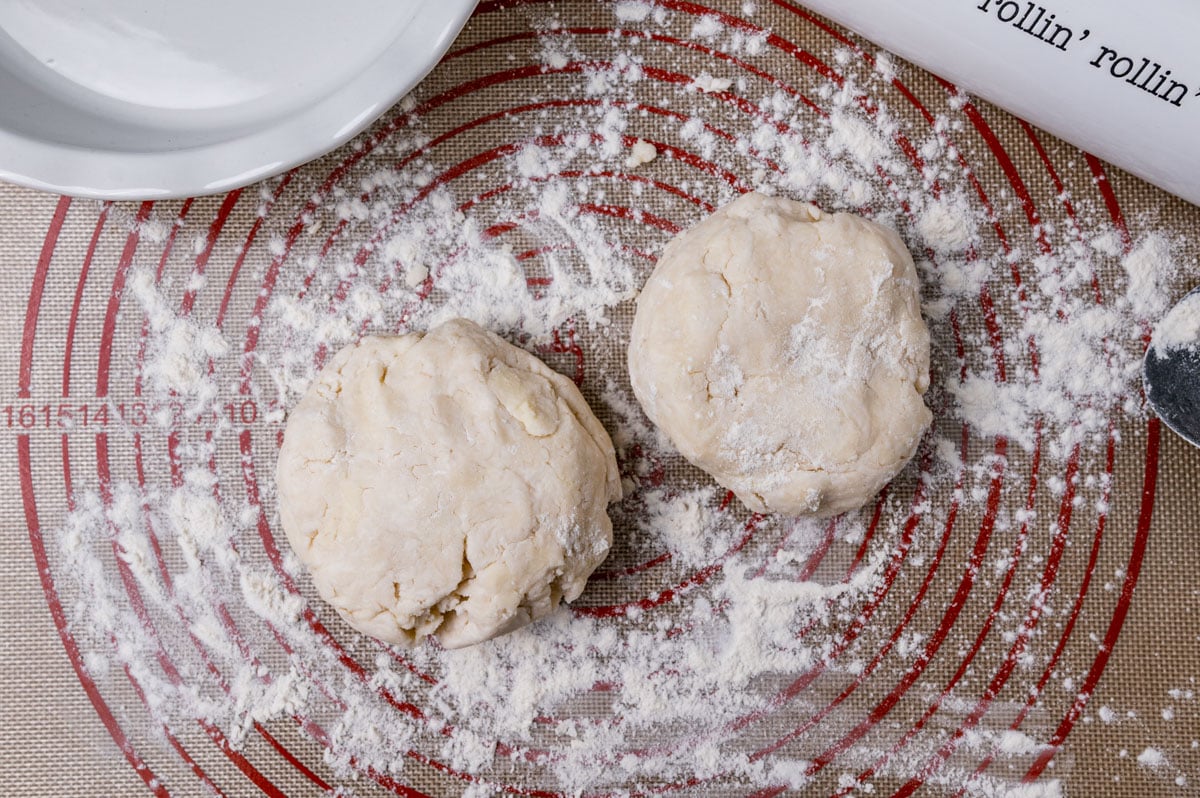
xmin=1 ymin=2 xmax=1199 ymax=795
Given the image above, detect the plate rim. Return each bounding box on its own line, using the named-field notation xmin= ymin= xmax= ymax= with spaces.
xmin=0 ymin=0 xmax=479 ymax=200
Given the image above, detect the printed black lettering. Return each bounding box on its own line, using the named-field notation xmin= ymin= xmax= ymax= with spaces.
xmin=1149 ymin=68 xmax=1171 ymax=95
xmin=977 ymin=2 xmax=1190 ymax=109
xmin=1017 ymin=2 xmax=1038 ymax=30
xmin=1090 ymin=46 xmax=1118 ymax=68
xmin=1047 ymin=22 xmax=1073 ymax=50
xmin=1028 ymin=9 xmax=1049 ymax=37
xmin=1127 ymin=58 xmax=1152 ymax=88
xmin=996 ymin=1 xmax=1020 ymax=23
xmin=1110 ymin=56 xmax=1135 ymax=78
xmin=978 ymin=1 xmax=1077 ymax=53
xmin=1162 ymin=79 xmax=1188 ymax=107
xmin=1090 ymin=44 xmax=1189 ymax=108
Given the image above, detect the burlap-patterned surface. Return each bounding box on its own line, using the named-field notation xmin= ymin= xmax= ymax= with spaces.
xmin=2 ymin=2 xmax=1199 ymax=795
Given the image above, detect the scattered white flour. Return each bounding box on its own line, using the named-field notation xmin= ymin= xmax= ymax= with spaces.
xmin=636 ymin=485 xmax=750 ymax=570
xmin=917 ymin=192 xmax=977 ymax=255
xmin=1137 ymin=746 xmax=1165 ymax=767
xmin=998 ymin=729 xmax=1042 ymax=755
xmin=1123 ymin=233 xmax=1181 ymax=320
xmin=1002 ymin=781 xmax=1062 ymax=798
xmin=53 ymin=2 xmax=1196 ymax=796
xmin=690 ymin=14 xmax=724 ymax=41
xmin=1152 ymin=290 xmax=1200 ymax=354
xmin=875 ymin=50 xmax=899 ymax=82
xmin=129 ymin=270 xmax=229 ymax=411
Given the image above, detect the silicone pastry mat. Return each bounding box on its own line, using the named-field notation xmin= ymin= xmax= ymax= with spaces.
xmin=2 ymin=2 xmax=1199 ymax=796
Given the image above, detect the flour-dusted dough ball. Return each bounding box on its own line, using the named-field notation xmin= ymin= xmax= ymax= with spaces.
xmin=276 ymin=318 xmax=621 ymax=649
xmin=628 ymin=192 xmax=931 ymax=517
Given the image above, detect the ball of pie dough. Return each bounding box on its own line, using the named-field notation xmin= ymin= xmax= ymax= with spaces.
xmin=275 ymin=318 xmax=621 ymax=649
xmin=628 ymin=192 xmax=931 ymax=517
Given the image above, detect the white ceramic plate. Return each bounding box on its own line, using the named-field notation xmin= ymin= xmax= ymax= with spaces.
xmin=0 ymin=0 xmax=478 ymax=199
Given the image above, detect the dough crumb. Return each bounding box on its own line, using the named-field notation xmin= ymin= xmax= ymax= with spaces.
xmin=625 ymin=139 xmax=659 ymax=168
xmin=405 ymin=262 xmax=430 ymax=287
xmin=690 ymin=72 xmax=734 ymax=93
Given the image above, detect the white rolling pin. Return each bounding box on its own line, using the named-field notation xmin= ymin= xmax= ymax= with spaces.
xmin=801 ymin=0 xmax=1200 ymax=206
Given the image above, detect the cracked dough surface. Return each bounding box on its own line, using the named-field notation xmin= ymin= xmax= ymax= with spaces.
xmin=275 ymin=318 xmax=621 ymax=649
xmin=628 ymin=192 xmax=932 ymax=517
